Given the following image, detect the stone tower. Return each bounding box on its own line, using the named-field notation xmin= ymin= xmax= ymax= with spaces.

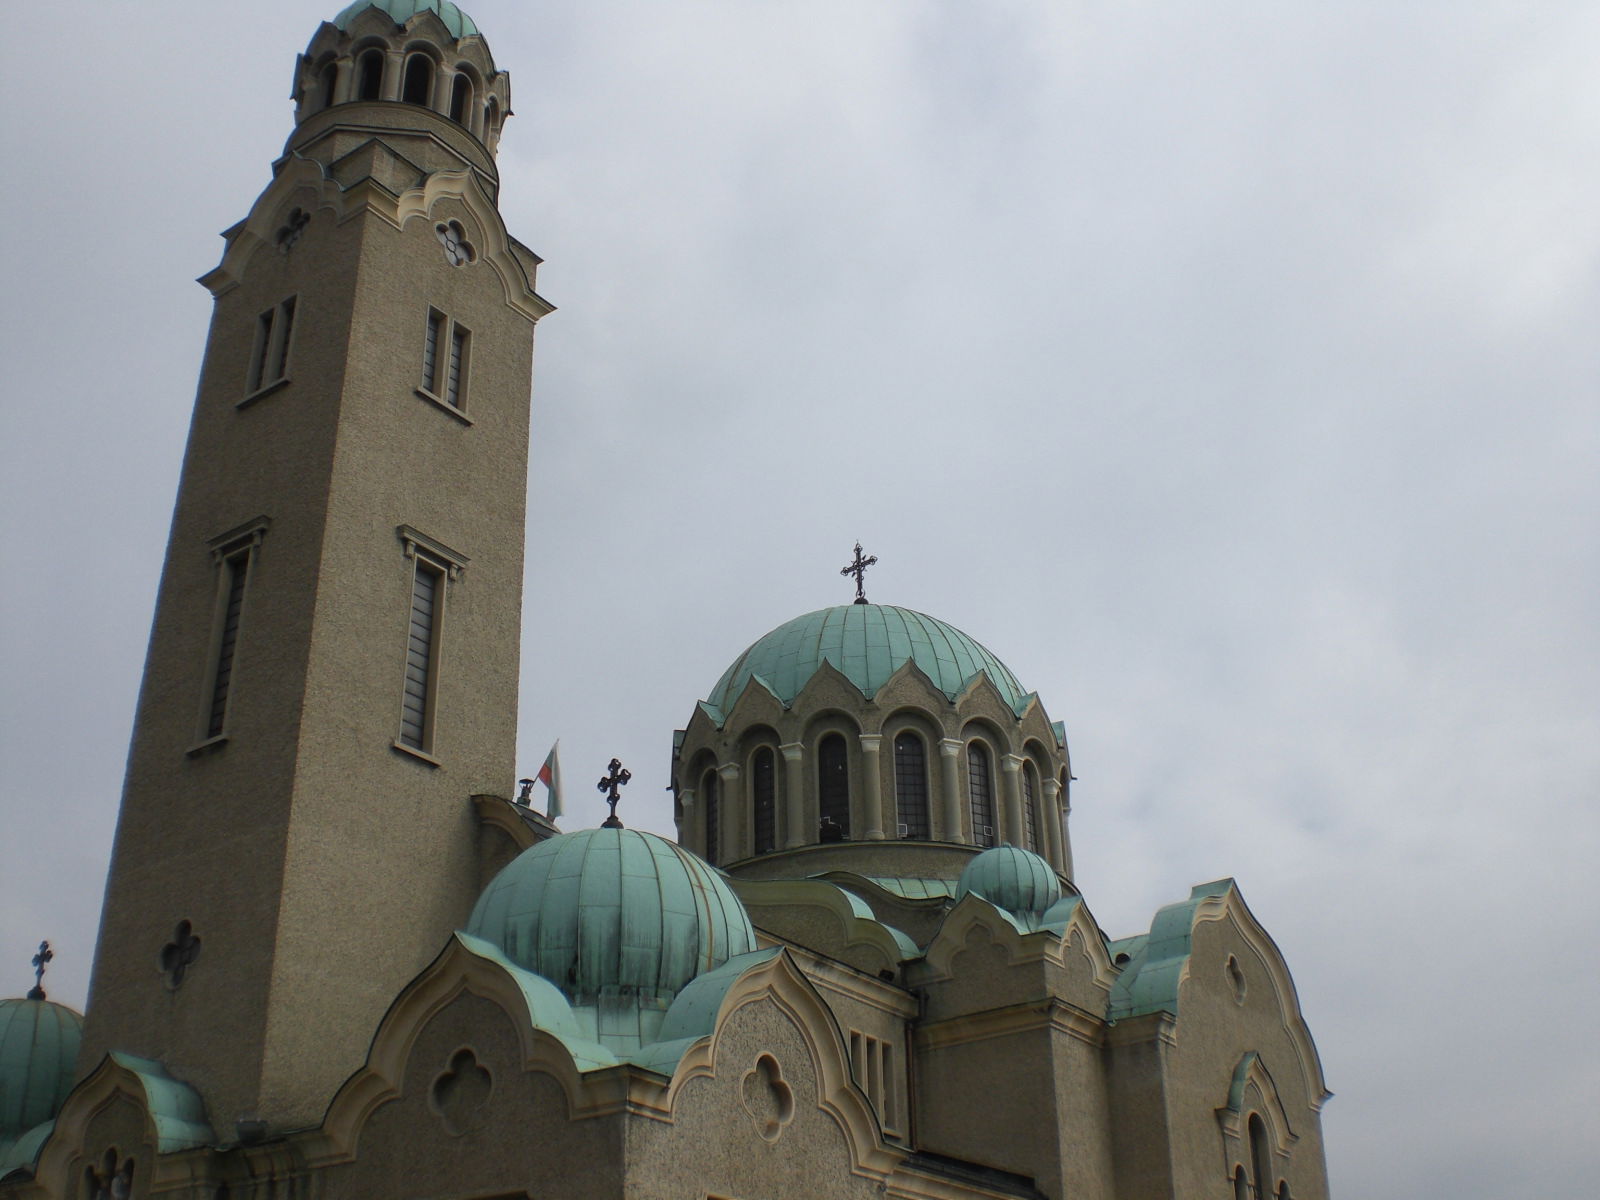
xmin=77 ymin=0 xmax=551 ymax=1133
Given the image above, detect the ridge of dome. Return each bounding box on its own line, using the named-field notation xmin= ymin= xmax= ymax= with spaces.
xmin=705 ymin=603 xmax=1028 ymax=716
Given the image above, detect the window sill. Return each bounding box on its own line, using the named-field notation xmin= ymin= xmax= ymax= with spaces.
xmin=186 ymin=733 xmax=229 ymax=757
xmin=238 ymin=377 xmax=290 ymax=409
xmin=392 ymin=739 xmax=441 ymax=768
xmin=415 ymin=388 xmax=472 ymax=425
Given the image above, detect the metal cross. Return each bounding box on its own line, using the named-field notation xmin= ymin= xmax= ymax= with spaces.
xmin=27 ymin=940 xmax=51 ymax=1000
xmin=839 ymin=542 xmax=878 ymax=605
xmin=597 ymin=758 xmax=631 ymax=828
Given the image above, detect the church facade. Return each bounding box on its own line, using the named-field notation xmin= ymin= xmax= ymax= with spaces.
xmin=0 ymin=4 xmax=1331 ymax=1198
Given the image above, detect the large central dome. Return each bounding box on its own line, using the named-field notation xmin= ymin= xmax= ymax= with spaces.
xmin=706 ymin=603 xmax=1028 ymax=714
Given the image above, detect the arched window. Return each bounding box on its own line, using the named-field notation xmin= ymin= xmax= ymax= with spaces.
xmin=967 ymin=742 xmax=995 ymax=847
xmin=818 ymin=734 xmax=849 ymax=839
xmin=702 ymin=769 xmax=720 ymax=866
xmin=450 ymin=73 xmax=473 ymax=124
xmin=403 ymin=55 xmax=433 ymax=106
xmin=752 ymin=747 xmax=776 ymax=855
xmin=893 ymin=732 xmax=928 ymax=839
xmin=357 ymin=50 xmax=384 ymax=101
xmin=318 ymin=62 xmax=338 ymax=110
xmin=1248 ymin=1114 xmax=1273 ymax=1200
xmin=1232 ymin=1166 xmax=1249 ymax=1200
xmin=1021 ymin=761 xmax=1038 ymax=852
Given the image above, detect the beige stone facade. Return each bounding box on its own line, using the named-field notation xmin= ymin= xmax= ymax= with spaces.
xmin=1 ymin=6 xmax=1331 ymax=1200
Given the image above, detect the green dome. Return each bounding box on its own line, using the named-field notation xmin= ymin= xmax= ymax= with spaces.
xmin=0 ymin=997 xmax=82 ymax=1150
xmin=466 ymin=828 xmax=756 ymax=1008
xmin=956 ymin=845 xmax=1061 ymax=916
xmin=333 ymin=0 xmax=479 ymax=39
xmin=706 ymin=604 xmax=1029 ymax=715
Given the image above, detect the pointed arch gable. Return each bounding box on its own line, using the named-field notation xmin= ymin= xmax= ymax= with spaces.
xmin=201 ymin=162 xmax=552 ymax=322
xmin=664 ymin=949 xmax=900 ymax=1180
xmin=1109 ymin=881 xmax=1330 ymax=1110
xmin=33 ymin=1053 xmax=213 ymax=1197
xmin=310 ymin=933 xmax=620 ymax=1165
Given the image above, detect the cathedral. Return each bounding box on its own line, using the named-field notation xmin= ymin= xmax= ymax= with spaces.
xmin=0 ymin=4 xmax=1331 ymax=1198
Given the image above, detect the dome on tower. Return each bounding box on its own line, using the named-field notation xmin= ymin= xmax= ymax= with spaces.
xmin=956 ymin=845 xmax=1062 ymax=916
xmin=0 ymin=996 xmax=82 ymax=1161
xmin=333 ymin=0 xmax=479 ymax=38
xmin=466 ymin=828 xmax=756 ymax=1009
xmin=706 ymin=603 xmax=1030 ymax=718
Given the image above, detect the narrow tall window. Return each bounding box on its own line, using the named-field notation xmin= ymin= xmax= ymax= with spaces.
xmin=1249 ymin=1115 xmax=1273 ymax=1200
xmin=394 ymin=527 xmax=466 ymax=760
xmin=419 ymin=308 xmax=470 ymax=412
xmin=967 ymin=742 xmax=995 ymax=847
xmin=246 ymin=296 xmax=295 ymax=396
xmin=818 ymin=734 xmax=849 ymax=839
xmin=318 ymin=62 xmax=338 ymax=110
xmin=450 ymin=73 xmax=472 ymax=124
xmin=399 ymin=560 xmax=442 ymax=751
xmin=752 ymin=747 xmax=776 ymax=855
xmin=206 ymin=551 xmax=249 ymax=738
xmin=894 ymin=732 xmax=928 ymax=839
xmin=195 ymin=518 xmax=268 ymax=748
xmin=703 ymin=770 xmax=720 ymax=866
xmin=403 ymin=55 xmax=433 ymax=106
xmin=357 ymin=49 xmax=383 ymax=100
xmin=1022 ymin=762 xmax=1038 ymax=852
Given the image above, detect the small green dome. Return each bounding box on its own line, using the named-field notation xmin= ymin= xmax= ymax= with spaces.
xmin=0 ymin=997 xmax=82 ymax=1149
xmin=333 ymin=0 xmax=479 ymax=39
xmin=466 ymin=828 xmax=756 ymax=1008
xmin=956 ymin=845 xmax=1061 ymax=916
xmin=707 ymin=604 xmax=1028 ymax=715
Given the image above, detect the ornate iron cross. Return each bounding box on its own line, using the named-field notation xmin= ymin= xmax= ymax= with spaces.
xmin=28 ymin=940 xmax=51 ymax=1000
xmin=597 ymin=758 xmax=631 ymax=828
xmin=839 ymin=542 xmax=878 ymax=605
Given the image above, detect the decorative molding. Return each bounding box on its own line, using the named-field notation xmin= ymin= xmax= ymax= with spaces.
xmin=397 ymin=525 xmax=468 ymax=579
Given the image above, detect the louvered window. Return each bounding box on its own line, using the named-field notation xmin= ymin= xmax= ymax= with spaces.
xmin=967 ymin=743 xmax=995 ymax=847
xmin=818 ymin=734 xmax=850 ymax=839
xmin=1022 ymin=763 xmax=1038 ymax=852
xmin=399 ymin=561 xmax=442 ymax=751
xmin=246 ymin=296 xmax=296 ymax=396
xmin=703 ymin=770 xmax=720 ymax=866
xmin=419 ymin=308 xmax=470 ymax=413
xmin=422 ymin=309 xmax=443 ymax=391
xmin=446 ymin=326 xmax=468 ymax=407
xmin=206 ymin=552 xmax=250 ymax=737
xmin=894 ymin=732 xmax=929 ymax=839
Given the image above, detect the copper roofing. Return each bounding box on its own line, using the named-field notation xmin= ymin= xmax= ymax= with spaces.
xmin=466 ymin=827 xmax=756 ymax=1008
xmin=706 ymin=604 xmax=1029 ymax=715
xmin=0 ymin=997 xmax=81 ymax=1150
xmin=332 ymin=0 xmax=479 ymax=38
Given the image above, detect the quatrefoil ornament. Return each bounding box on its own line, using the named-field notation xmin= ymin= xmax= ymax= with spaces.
xmin=740 ymin=1054 xmax=794 ymax=1143
xmin=435 ymin=220 xmax=476 ymax=267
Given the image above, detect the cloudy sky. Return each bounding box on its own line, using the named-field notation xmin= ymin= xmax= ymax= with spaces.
xmin=2 ymin=1 xmax=1596 ymax=1194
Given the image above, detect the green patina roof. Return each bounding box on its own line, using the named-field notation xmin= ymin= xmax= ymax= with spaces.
xmin=956 ymin=845 xmax=1062 ymax=917
xmin=706 ymin=604 xmax=1029 ymax=717
xmin=467 ymin=828 xmax=756 ymax=1011
xmin=333 ymin=0 xmax=479 ymax=39
xmin=0 ymin=998 xmax=82 ymax=1150
xmin=1108 ymin=879 xmax=1236 ymax=1020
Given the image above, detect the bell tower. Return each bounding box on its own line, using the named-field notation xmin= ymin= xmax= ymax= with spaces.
xmin=78 ymin=1 xmax=551 ymax=1132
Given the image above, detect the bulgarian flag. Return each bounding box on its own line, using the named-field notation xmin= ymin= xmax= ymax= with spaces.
xmin=536 ymin=741 xmax=563 ymax=818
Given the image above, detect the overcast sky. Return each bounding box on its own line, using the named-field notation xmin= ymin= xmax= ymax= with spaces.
xmin=2 ymin=2 xmax=1597 ymax=1195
